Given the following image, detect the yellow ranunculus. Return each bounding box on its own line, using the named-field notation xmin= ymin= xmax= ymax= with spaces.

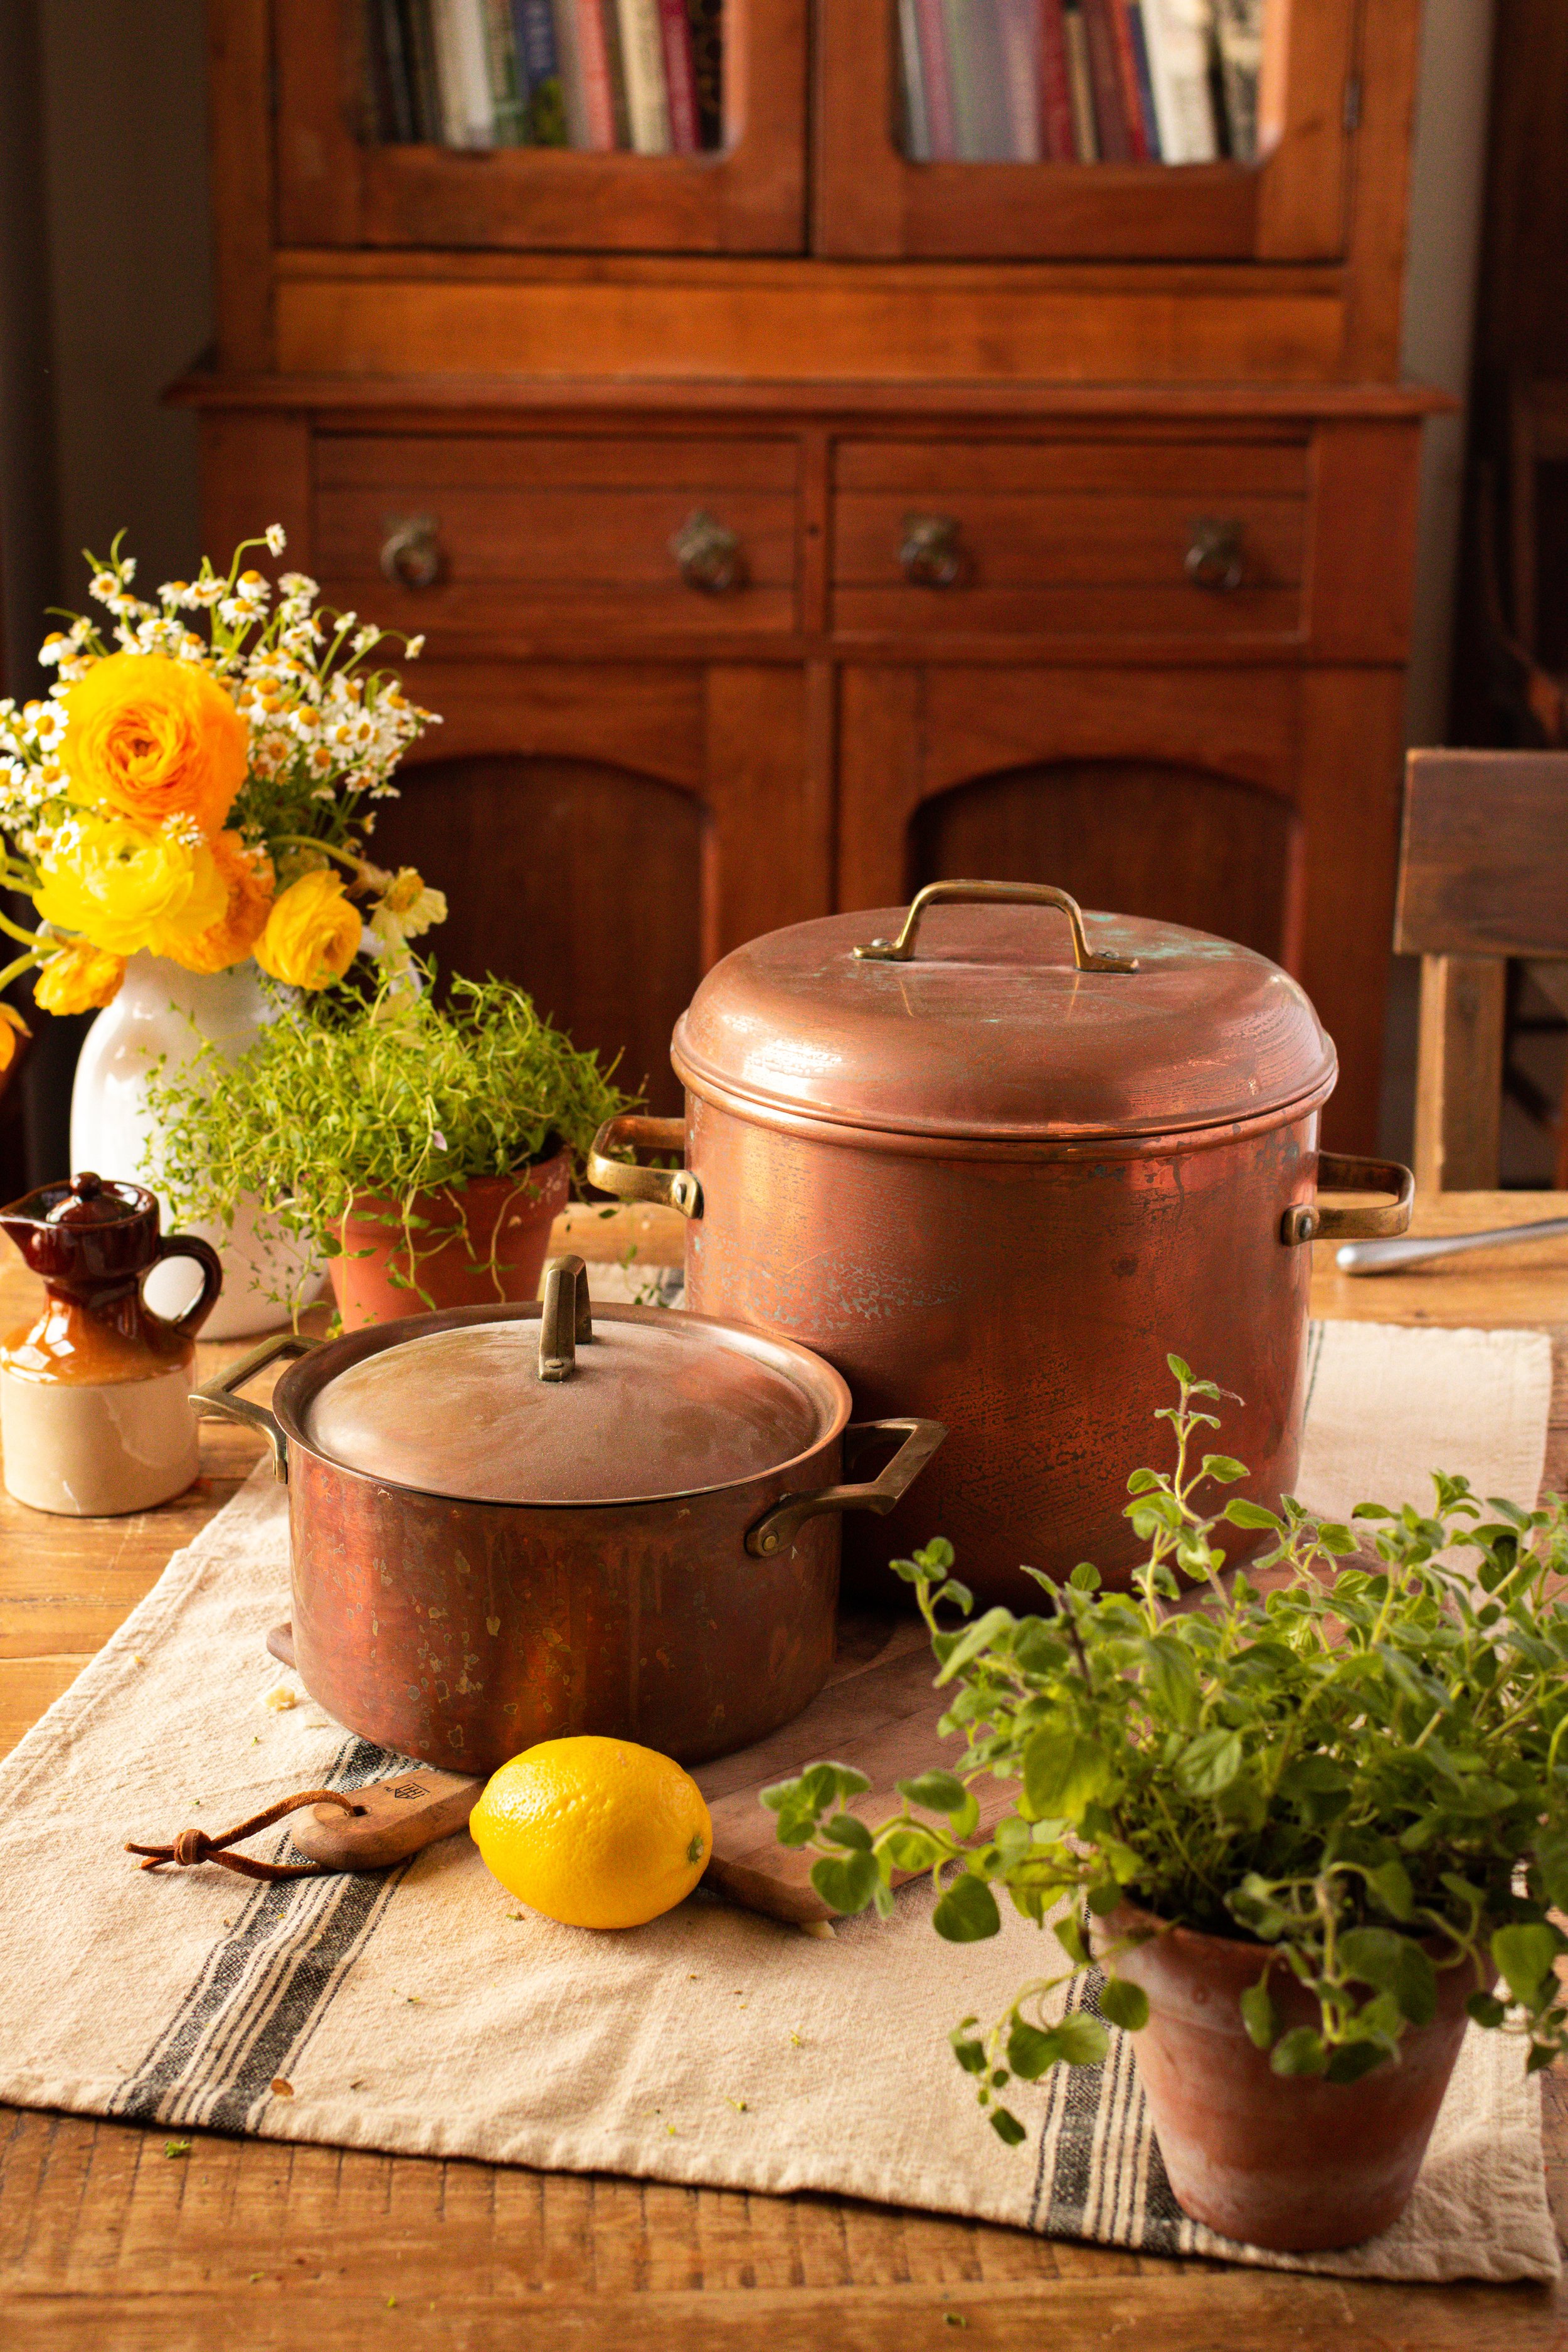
xmin=0 ymin=1004 xmax=29 ymax=1075
xmin=34 ymin=941 xmax=125 ymax=1015
xmin=165 ymin=831 xmax=275 ymax=976
xmin=254 ymin=867 xmax=361 ymax=991
xmin=63 ymin=652 xmax=247 ymax=832
xmin=32 ymin=817 xmax=228 ymax=959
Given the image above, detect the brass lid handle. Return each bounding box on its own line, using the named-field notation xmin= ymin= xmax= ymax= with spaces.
xmin=538 ymin=1254 xmax=593 ymax=1382
xmin=670 ymin=510 xmax=745 ymax=595
xmin=1185 ymin=517 xmax=1244 ymax=592
xmin=381 ymin=513 xmax=443 ymax=591
xmin=900 ymin=512 xmax=965 ymax=588
xmin=855 ymin=880 xmax=1139 ymax=973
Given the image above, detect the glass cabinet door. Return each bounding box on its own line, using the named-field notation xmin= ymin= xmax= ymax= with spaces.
xmin=275 ymin=0 xmax=807 ymax=253
xmin=813 ymin=0 xmax=1360 ymax=261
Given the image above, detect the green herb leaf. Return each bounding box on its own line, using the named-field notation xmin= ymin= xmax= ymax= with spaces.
xmin=1268 ymin=2027 xmax=1328 ymax=2077
xmin=1492 ymin=1922 xmax=1560 ymax=2008
xmin=1099 ymin=1977 xmax=1148 ymax=2032
xmin=1175 ymin=1728 xmax=1243 ymax=1799
xmin=932 ymin=1874 xmax=1002 ymax=1943
xmin=808 ymin=1850 xmax=879 ymax=1915
xmin=1023 ymin=1727 xmax=1111 ymax=1820
xmin=1239 ymin=1979 xmax=1277 ymax=2050
xmin=988 ymin=2106 xmax=1028 ymax=2146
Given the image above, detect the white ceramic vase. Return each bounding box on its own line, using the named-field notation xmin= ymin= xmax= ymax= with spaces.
xmin=69 ymin=951 xmax=322 ymax=1338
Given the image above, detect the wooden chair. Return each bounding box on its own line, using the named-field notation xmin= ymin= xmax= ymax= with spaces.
xmin=1396 ymin=748 xmax=1568 ymax=1190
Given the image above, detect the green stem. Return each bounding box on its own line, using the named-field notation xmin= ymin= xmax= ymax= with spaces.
xmin=0 ymin=948 xmax=40 ymax=992
xmin=0 ymin=906 xmax=48 ymax=950
xmin=270 ymin=834 xmax=366 ymax=877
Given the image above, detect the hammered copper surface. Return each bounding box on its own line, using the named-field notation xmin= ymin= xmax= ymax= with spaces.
xmin=304 ymin=1313 xmax=824 ymax=1503
xmin=258 ymin=1301 xmax=860 ymax=1769
xmin=672 ymin=902 xmax=1335 ymax=1143
xmin=682 ymin=1093 xmax=1320 ymax=1605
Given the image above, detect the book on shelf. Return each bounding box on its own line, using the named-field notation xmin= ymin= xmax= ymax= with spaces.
xmin=898 ymin=0 xmax=1266 ymax=169
xmin=361 ymin=0 xmax=722 ymax=152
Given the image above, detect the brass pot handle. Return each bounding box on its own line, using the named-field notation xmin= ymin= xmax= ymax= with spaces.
xmin=1185 ymin=517 xmax=1244 ymax=592
xmin=900 ymin=513 xmax=965 ymax=588
xmin=190 ymin=1331 xmax=322 ymax=1483
xmin=670 ymin=510 xmax=745 ymax=595
xmin=380 ymin=512 xmax=443 ymax=591
xmin=855 ymin=879 xmax=1139 ymax=973
xmin=586 ymin=1115 xmax=701 ymax=1219
xmin=1281 ymin=1153 xmax=1415 ymax=1247
xmin=745 ymin=1417 xmax=948 ymax=1559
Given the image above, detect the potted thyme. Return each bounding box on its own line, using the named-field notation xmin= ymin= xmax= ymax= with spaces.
xmin=768 ymin=1359 xmax=1568 ymax=2252
xmin=147 ymin=960 xmax=630 ymax=1327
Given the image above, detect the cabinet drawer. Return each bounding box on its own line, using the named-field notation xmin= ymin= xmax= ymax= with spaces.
xmin=832 ymin=440 xmax=1307 ymax=641
xmin=314 ymin=436 xmax=799 ymax=640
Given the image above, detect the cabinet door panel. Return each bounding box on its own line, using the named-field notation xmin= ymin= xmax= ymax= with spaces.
xmin=813 ymin=0 xmax=1360 ymax=263
xmin=367 ymin=753 xmax=702 ymax=1115
xmin=911 ymin=761 xmax=1298 ymax=961
xmin=275 ymin=0 xmax=807 ymax=255
xmin=839 ymin=664 xmax=1397 ymax=1152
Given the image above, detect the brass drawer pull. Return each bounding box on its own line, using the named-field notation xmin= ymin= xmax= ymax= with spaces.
xmin=1185 ymin=517 xmax=1245 ymax=592
xmin=900 ymin=512 xmax=965 ymax=588
xmin=380 ymin=512 xmax=444 ymax=590
xmin=670 ymin=509 xmax=745 ymax=595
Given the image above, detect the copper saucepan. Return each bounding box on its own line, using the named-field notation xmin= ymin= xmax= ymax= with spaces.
xmin=194 ymin=1259 xmax=944 ymax=1771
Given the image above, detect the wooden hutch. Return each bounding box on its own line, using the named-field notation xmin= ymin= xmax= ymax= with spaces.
xmin=186 ymin=0 xmax=1435 ymax=1141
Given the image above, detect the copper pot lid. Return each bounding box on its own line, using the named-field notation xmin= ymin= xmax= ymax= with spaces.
xmin=300 ymin=1265 xmax=839 ymax=1505
xmin=671 ymin=881 xmax=1335 ymax=1144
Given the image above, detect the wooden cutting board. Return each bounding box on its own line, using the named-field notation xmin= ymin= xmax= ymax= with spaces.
xmin=268 ymin=1612 xmax=995 ymax=1924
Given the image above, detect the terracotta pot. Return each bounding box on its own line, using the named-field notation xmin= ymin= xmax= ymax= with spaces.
xmin=329 ymin=1150 xmax=571 ymax=1330
xmin=1098 ymin=1901 xmax=1481 ymax=2250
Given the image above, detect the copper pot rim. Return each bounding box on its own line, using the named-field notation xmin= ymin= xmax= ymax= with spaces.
xmin=671 ymin=1057 xmax=1339 ymax=1162
xmin=269 ymin=1298 xmax=856 ymax=1512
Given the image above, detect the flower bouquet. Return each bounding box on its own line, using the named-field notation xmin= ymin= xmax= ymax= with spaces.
xmin=0 ymin=529 xmax=447 ymax=1333
xmin=0 ymin=526 xmax=443 ymax=1042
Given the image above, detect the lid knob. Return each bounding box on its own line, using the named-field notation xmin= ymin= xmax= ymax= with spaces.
xmin=538 ymin=1256 xmax=593 ymax=1383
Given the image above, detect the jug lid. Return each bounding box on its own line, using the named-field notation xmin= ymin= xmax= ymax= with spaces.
xmin=41 ymin=1173 xmax=153 ymax=1227
xmin=671 ymin=884 xmax=1337 ymax=1146
xmin=295 ymin=1273 xmax=845 ymax=1506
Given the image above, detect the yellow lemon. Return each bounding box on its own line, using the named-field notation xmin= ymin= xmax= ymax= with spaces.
xmin=470 ymin=1736 xmax=711 ymax=1931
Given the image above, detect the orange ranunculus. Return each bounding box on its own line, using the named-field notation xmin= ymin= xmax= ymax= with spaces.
xmin=0 ymin=1004 xmax=29 ymax=1075
xmin=63 ymin=652 xmax=247 ymax=832
xmin=166 ymin=832 xmax=275 ymax=976
xmin=253 ymin=867 xmax=361 ymax=991
xmin=33 ymin=941 xmax=125 ymax=1015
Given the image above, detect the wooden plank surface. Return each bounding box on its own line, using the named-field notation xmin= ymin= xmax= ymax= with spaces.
xmin=1 ymin=1194 xmax=1565 ymax=2347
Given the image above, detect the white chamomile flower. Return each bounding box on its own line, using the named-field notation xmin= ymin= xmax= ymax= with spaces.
xmin=264 ymin=523 xmax=287 ymax=555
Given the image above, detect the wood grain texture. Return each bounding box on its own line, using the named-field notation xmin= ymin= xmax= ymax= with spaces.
xmin=204 ymin=0 xmax=272 ymax=370
xmin=1 ymin=1213 xmax=1565 ymax=2341
xmin=1413 ymin=957 xmax=1507 ymax=1196
xmin=1395 ymin=751 xmax=1568 ymax=959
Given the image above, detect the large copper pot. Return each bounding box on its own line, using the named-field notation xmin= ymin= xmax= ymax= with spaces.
xmin=194 ymin=1259 xmax=943 ymax=1770
xmin=588 ymin=882 xmax=1413 ymax=1608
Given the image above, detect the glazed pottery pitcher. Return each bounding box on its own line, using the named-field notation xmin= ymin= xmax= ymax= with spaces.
xmin=0 ymin=1173 xmax=222 ymax=1515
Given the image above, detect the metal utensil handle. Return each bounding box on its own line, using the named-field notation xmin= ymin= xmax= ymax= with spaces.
xmin=538 ymin=1253 xmax=593 ymax=1381
xmin=586 ymin=1115 xmax=701 ymax=1219
xmin=854 ymin=881 xmax=1140 ymax=973
xmin=744 ymin=1417 xmax=948 ymax=1559
xmin=1337 ymin=1214 xmax=1568 ymax=1274
xmin=1280 ymin=1152 xmax=1416 ymax=1247
xmin=190 ymin=1330 xmax=322 ymax=1483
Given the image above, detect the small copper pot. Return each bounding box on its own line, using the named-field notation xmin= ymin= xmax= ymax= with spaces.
xmin=194 ymin=1261 xmax=943 ymax=1771
xmin=588 ymin=881 xmax=1414 ymax=1605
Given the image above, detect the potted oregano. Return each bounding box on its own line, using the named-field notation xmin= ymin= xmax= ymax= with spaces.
xmin=766 ymin=1359 xmax=1568 ymax=2252
xmin=147 ymin=958 xmax=630 ymax=1327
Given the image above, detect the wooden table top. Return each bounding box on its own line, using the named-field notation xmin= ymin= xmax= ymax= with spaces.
xmin=2 ymin=1192 xmax=1565 ymax=2349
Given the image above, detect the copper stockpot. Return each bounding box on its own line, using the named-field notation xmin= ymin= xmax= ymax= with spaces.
xmin=587 ymin=881 xmax=1414 ymax=1608
xmin=194 ymin=1259 xmax=943 ymax=1771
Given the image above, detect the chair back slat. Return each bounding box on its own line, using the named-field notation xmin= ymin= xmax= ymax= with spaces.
xmin=1396 ymin=749 xmax=1568 ymax=960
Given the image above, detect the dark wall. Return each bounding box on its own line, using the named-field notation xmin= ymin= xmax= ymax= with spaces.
xmin=0 ymin=0 xmax=211 ymax=1185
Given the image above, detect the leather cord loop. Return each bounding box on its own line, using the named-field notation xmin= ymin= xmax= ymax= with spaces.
xmin=127 ymin=1788 xmax=358 ymax=1882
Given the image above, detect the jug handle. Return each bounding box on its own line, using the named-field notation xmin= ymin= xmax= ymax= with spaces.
xmin=744 ymin=1417 xmax=947 ymax=1559
xmin=154 ymin=1233 xmax=225 ymax=1335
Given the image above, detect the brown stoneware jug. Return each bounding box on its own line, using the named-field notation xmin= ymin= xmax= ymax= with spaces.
xmin=0 ymin=1173 xmax=222 ymax=1515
